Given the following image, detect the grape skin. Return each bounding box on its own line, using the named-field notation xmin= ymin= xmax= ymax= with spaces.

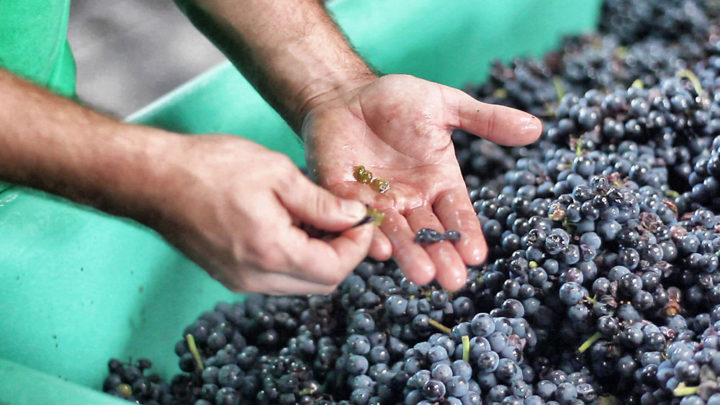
xmin=103 ymin=1 xmax=720 ymax=404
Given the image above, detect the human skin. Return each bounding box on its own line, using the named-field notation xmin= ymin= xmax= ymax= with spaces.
xmin=0 ymin=1 xmax=541 ymax=295
xmin=303 ymin=75 xmax=542 ymax=290
xmin=0 ymin=68 xmax=373 ymax=295
xmin=176 ymin=0 xmax=542 ymax=290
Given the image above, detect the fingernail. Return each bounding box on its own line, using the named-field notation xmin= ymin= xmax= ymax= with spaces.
xmin=342 ymin=199 xmax=366 ymax=221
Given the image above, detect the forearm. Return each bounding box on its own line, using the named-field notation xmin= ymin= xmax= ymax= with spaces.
xmin=0 ymin=68 xmax=180 ymax=224
xmin=174 ymin=0 xmax=375 ymax=132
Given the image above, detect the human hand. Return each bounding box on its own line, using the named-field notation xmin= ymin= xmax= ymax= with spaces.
xmin=149 ymin=135 xmax=374 ymax=295
xmin=0 ymin=66 xmax=375 ymax=296
xmin=302 ymin=74 xmax=542 ymax=291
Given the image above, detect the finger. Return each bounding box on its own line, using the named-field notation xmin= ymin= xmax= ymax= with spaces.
xmin=369 ymin=228 xmax=393 ymax=261
xmin=434 ymin=188 xmax=488 ymax=266
xmin=405 ymin=206 xmax=467 ymax=291
xmin=380 ymin=209 xmax=435 ymax=285
xmin=327 ymin=181 xmax=394 ymax=259
xmin=444 ymin=86 xmax=542 ymax=146
xmin=278 ymin=172 xmax=367 ymax=232
xmin=229 ymin=269 xmax=342 ymax=295
xmin=323 ymin=223 xmax=375 ymax=275
xmin=328 ymin=181 xmax=395 ymax=210
xmin=281 ymin=222 xmax=374 ymax=285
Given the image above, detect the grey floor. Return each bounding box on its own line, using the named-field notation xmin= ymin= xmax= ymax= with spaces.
xmin=68 ymin=0 xmax=226 ymax=117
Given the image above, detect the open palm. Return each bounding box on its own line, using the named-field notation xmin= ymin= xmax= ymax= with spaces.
xmin=302 ymin=75 xmax=541 ymax=290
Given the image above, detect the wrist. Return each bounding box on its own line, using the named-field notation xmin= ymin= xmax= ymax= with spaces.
xmin=96 ymin=125 xmax=188 ymax=227
xmin=292 ymin=69 xmax=376 ymax=133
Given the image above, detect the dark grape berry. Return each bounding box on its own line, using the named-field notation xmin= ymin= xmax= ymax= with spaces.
xmin=104 ymin=5 xmax=720 ymax=403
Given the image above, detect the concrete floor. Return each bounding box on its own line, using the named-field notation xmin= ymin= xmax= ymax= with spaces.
xmin=68 ymin=0 xmax=226 ymax=117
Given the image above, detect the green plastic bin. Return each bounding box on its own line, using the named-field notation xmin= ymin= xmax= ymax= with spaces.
xmin=0 ymin=1 xmax=600 ymax=403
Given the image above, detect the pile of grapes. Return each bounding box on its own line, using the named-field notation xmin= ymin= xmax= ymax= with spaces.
xmin=104 ymin=1 xmax=720 ymax=404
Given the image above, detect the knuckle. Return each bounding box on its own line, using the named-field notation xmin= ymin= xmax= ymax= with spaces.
xmin=230 ymin=273 xmax=251 ymax=292
xmin=230 ymin=243 xmax=249 ymax=267
xmin=324 ymin=270 xmax=346 ymax=287
xmin=253 ymin=243 xmax=289 ymax=273
xmin=484 ymin=108 xmax=499 ymax=136
xmin=235 ymin=273 xmax=269 ymax=294
xmin=314 ymin=191 xmax=341 ymax=218
xmin=271 ymin=154 xmax=298 ymax=185
xmin=274 ymin=154 xmax=296 ymax=174
xmin=318 ymin=284 xmax=338 ymax=295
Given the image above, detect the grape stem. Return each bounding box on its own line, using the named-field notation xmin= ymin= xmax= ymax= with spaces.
xmin=492 ymin=88 xmax=508 ymax=99
xmin=598 ymin=395 xmax=622 ymax=405
xmin=582 ymin=294 xmax=597 ymax=304
xmin=578 ymin=332 xmax=602 ymax=353
xmin=574 ymin=138 xmax=584 ymax=157
xmin=553 ymin=76 xmax=565 ymax=100
xmin=185 ymin=333 xmax=205 ymax=371
xmin=427 ymin=319 xmax=452 ymax=334
xmin=673 ymin=382 xmax=699 ymax=397
xmin=462 ymin=335 xmax=470 ymax=363
xmin=614 ymin=46 xmax=628 ymax=59
xmin=677 ymin=69 xmax=703 ymax=95
xmin=631 ymin=78 xmax=644 ymax=89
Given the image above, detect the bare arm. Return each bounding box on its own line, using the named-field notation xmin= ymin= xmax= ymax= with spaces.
xmin=173 ymin=0 xmax=374 ymax=132
xmin=0 ymin=68 xmax=373 ymax=294
xmin=0 ymin=68 xmax=174 ymax=223
xmin=175 ymin=0 xmax=542 ymax=290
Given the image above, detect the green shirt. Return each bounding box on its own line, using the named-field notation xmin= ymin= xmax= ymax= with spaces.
xmin=0 ymin=0 xmax=75 ymax=96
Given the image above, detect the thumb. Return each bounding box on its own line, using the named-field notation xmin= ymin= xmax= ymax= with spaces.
xmin=446 ymin=87 xmax=542 ymax=146
xmin=278 ymin=173 xmax=367 ymax=231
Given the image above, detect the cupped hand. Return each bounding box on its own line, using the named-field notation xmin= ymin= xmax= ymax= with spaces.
xmin=151 ymin=135 xmax=374 ymax=295
xmin=301 ymin=74 xmax=542 ymax=291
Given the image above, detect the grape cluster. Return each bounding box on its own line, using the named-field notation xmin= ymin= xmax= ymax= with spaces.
xmin=103 ymin=358 xmax=172 ymax=404
xmin=689 ymin=136 xmax=720 ymax=210
xmin=104 ymin=1 xmax=720 ymax=404
xmin=599 ymin=0 xmax=710 ymax=45
xmin=473 ymin=0 xmax=711 ymax=120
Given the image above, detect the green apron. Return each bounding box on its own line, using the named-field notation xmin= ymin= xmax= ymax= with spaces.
xmin=0 ymin=0 xmax=76 ymax=97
